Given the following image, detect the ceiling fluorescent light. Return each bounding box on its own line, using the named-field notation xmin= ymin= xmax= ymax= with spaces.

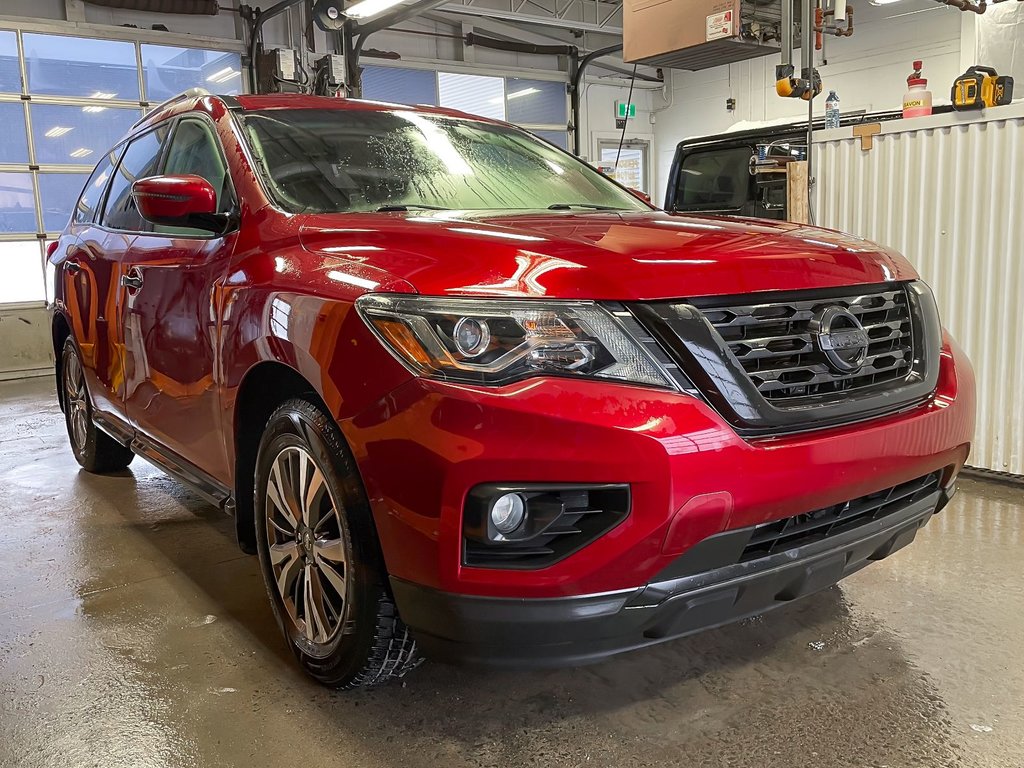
xmin=345 ymin=0 xmax=406 ymax=20
xmin=69 ymin=148 xmax=93 ymax=158
xmin=489 ymin=87 xmax=540 ymax=105
xmin=206 ymin=67 xmax=239 ymax=83
xmin=90 ymin=91 xmax=117 ymax=99
xmin=45 ymin=126 xmax=72 ymax=138
xmin=869 ymin=0 xmax=903 ymax=4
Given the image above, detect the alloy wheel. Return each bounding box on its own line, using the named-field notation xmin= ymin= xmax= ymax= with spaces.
xmin=63 ymin=350 xmax=89 ymax=451
xmin=265 ymin=445 xmax=350 ymax=645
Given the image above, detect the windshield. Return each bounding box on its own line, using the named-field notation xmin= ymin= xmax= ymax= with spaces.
xmin=240 ymin=108 xmax=649 ymax=214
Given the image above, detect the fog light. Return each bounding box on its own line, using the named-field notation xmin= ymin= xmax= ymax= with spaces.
xmin=490 ymin=492 xmax=525 ymax=535
xmin=453 ymin=317 xmax=490 ymax=358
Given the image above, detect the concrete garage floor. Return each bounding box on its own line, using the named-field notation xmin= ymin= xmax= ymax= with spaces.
xmin=0 ymin=377 xmax=1022 ymax=768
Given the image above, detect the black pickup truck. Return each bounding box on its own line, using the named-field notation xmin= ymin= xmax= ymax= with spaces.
xmin=662 ymin=109 xmax=921 ymax=219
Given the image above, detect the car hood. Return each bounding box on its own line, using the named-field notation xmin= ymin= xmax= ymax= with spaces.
xmin=297 ymin=209 xmax=918 ymax=301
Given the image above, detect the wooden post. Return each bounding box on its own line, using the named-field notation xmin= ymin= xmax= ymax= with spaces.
xmin=786 ymin=161 xmax=810 ymax=224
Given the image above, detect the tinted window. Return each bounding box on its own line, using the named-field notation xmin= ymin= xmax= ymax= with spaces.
xmin=675 ymin=147 xmax=752 ymax=210
xmin=73 ymin=151 xmax=118 ymax=225
xmin=156 ymin=118 xmax=231 ymax=236
xmin=102 ymin=127 xmax=168 ymax=231
xmin=142 ymin=45 xmax=242 ymax=101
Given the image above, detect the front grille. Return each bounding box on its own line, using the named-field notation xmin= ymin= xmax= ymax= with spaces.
xmin=697 ymin=286 xmax=915 ymax=402
xmin=741 ymin=471 xmax=941 ymax=561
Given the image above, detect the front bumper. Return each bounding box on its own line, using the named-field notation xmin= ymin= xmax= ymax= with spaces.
xmin=392 ymin=482 xmax=953 ymax=667
xmin=342 ymin=333 xmax=974 ymax=601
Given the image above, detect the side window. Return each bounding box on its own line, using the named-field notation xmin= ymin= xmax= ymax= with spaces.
xmin=101 ymin=125 xmax=169 ymax=232
xmin=675 ymin=147 xmax=752 ymax=211
xmin=74 ymin=148 xmax=120 ymax=225
xmin=155 ymin=118 xmax=231 ymax=236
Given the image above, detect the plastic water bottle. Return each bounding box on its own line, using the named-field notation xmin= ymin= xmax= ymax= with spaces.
xmin=825 ymin=91 xmax=841 ymax=129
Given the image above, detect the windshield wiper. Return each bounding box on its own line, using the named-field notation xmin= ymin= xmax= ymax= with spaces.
xmin=375 ymin=204 xmax=451 ymax=212
xmin=547 ymin=203 xmax=622 ymax=211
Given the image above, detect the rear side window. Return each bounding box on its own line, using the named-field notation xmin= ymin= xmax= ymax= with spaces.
xmin=101 ymin=125 xmax=169 ymax=232
xmin=675 ymin=147 xmax=751 ymax=210
xmin=73 ymin=148 xmax=120 ymax=225
xmin=155 ymin=118 xmax=231 ymax=236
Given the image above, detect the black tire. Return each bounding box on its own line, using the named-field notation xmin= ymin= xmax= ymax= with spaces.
xmin=60 ymin=337 xmax=134 ymax=473
xmin=254 ymin=397 xmax=420 ymax=689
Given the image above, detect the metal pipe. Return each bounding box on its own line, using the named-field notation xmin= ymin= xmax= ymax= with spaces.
xmin=802 ymin=0 xmax=814 ymax=217
xmin=248 ymin=0 xmax=305 ymax=93
xmin=465 ymin=33 xmax=577 ymax=57
xmin=84 ymin=0 xmax=218 ymax=11
xmin=781 ymin=0 xmax=793 ymax=68
xmin=571 ymin=43 xmax=624 ymax=156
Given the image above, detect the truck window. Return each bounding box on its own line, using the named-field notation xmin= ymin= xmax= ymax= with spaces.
xmin=674 ymin=147 xmax=751 ymax=211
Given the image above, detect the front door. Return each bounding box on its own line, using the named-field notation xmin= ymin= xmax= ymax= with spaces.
xmin=121 ymin=116 xmax=238 ymax=485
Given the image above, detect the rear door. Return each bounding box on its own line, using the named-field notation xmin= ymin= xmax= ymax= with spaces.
xmin=120 ymin=115 xmax=239 ymax=485
xmin=60 ymin=148 xmax=123 ymax=420
xmin=80 ymin=125 xmax=170 ymax=434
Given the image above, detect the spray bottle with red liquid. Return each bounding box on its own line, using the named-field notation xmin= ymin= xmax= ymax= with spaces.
xmin=904 ymin=61 xmax=933 ymax=118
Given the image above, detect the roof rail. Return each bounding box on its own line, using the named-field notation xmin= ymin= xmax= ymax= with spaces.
xmin=132 ymin=87 xmax=213 ymax=129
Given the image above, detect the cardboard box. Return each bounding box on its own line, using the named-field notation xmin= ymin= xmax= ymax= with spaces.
xmin=624 ymin=0 xmax=781 ymax=70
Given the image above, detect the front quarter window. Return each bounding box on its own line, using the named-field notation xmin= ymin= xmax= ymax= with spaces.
xmin=240 ymin=108 xmax=648 ymax=214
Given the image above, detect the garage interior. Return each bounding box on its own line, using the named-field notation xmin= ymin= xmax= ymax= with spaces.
xmin=0 ymin=0 xmax=1022 ymax=765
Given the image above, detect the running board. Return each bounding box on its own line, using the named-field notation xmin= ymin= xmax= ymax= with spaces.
xmin=130 ymin=434 xmax=233 ymax=512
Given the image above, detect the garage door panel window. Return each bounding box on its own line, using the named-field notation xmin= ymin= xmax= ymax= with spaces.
xmin=22 ymin=33 xmax=140 ymax=100
xmin=0 ymin=240 xmax=45 ymax=304
xmin=31 ymin=104 xmax=141 ymax=166
xmin=102 ymin=127 xmax=168 ymax=232
xmin=437 ymin=73 xmax=505 ymax=121
xmin=0 ymin=172 xmax=38 ymax=234
xmin=0 ymin=31 xmax=19 ymax=94
xmin=39 ymin=172 xmax=91 ymax=233
xmin=361 ymin=66 xmax=437 ymax=107
xmin=505 ymin=78 xmax=566 ymax=126
xmin=361 ymin=68 xmax=568 ymax=154
xmin=0 ymin=102 xmax=29 ymax=164
xmin=142 ymin=45 xmax=242 ymax=101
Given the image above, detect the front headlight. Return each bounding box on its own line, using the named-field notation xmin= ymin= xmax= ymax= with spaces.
xmin=357 ymin=294 xmax=677 ymax=389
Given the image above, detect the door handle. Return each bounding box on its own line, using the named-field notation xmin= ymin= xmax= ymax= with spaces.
xmin=65 ymin=261 xmax=82 ymax=276
xmin=121 ymin=272 xmax=144 ymax=291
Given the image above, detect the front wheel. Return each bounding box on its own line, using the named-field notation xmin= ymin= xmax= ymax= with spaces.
xmin=253 ymin=398 xmax=420 ymax=688
xmin=60 ymin=337 xmax=134 ymax=473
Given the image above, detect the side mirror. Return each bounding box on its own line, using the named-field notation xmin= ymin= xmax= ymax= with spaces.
xmin=629 ymin=187 xmax=652 ymax=204
xmin=132 ymin=175 xmax=225 ymax=233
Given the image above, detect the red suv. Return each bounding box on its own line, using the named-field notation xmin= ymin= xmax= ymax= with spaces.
xmin=49 ymin=91 xmax=975 ymax=689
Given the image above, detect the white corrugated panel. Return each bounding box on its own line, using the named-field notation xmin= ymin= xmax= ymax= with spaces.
xmin=814 ymin=103 xmax=1024 ymax=476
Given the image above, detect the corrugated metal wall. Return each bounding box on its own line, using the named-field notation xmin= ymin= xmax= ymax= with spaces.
xmin=814 ymin=104 xmax=1024 ymax=476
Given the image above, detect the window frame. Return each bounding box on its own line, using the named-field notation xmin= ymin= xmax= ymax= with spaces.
xmin=149 ymin=113 xmax=239 ymax=239
xmin=0 ymin=21 xmax=247 ymax=305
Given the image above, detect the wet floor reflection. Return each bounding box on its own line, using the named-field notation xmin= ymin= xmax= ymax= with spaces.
xmin=1 ymin=378 xmax=1020 ymax=768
